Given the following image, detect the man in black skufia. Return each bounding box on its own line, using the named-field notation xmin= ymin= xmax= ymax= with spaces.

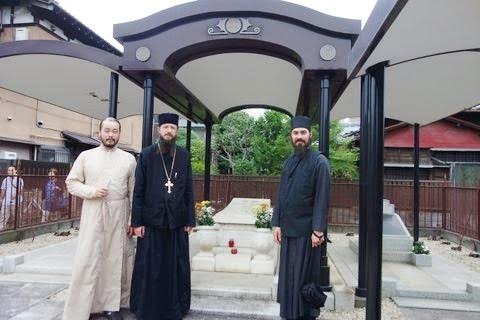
xmin=130 ymin=113 xmax=195 ymax=320
xmin=272 ymin=115 xmax=331 ymax=320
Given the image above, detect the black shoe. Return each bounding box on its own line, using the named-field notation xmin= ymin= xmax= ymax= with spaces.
xmin=89 ymin=314 xmax=107 ymax=320
xmin=105 ymin=311 xmax=123 ymax=320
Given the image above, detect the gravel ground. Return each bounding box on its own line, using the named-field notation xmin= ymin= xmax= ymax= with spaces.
xmin=422 ymin=237 xmax=480 ymax=273
xmin=0 ymin=228 xmax=78 ymax=257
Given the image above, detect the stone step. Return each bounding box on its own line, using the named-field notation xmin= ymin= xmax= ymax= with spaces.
xmin=15 ymin=264 xmax=72 ymax=275
xmin=397 ymin=288 xmax=473 ymax=301
xmin=349 ymin=239 xmax=412 ymax=262
xmin=383 ymin=199 xmax=395 ymax=215
xmin=192 ymin=285 xmax=272 ymax=301
xmin=0 ymin=272 xmax=71 ymax=284
xmin=382 ymin=251 xmax=412 ymax=263
xmin=190 ymin=295 xmax=281 ymax=319
xmin=392 ymin=296 xmax=480 ymax=312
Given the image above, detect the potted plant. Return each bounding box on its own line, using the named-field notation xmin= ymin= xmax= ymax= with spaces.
xmin=251 ymin=203 xmax=274 ymax=260
xmin=411 ymin=241 xmax=432 ymax=266
xmin=195 ymin=201 xmax=217 ymax=255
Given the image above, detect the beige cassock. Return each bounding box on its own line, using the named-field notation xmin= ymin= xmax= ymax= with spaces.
xmin=63 ymin=146 xmax=136 ymax=320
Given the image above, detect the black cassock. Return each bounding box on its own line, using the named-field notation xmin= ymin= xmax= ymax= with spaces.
xmin=271 ymin=148 xmax=330 ymax=319
xmin=130 ymin=144 xmax=195 ymax=320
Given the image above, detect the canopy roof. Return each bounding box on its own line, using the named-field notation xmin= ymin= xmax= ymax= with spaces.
xmin=0 ymin=0 xmax=478 ymax=127
xmin=0 ymin=41 xmax=180 ymax=120
xmin=332 ymin=0 xmax=480 ymax=125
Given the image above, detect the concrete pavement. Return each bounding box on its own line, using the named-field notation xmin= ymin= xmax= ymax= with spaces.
xmin=2 ymin=235 xmax=480 ymax=319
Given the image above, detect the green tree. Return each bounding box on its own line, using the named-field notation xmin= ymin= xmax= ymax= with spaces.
xmin=176 ymin=128 xmax=206 ymax=174
xmin=251 ymin=110 xmax=291 ymax=175
xmin=311 ymin=121 xmax=359 ymax=179
xmin=212 ymin=111 xmax=256 ymax=175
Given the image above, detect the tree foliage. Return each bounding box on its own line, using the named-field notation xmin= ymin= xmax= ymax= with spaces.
xmin=251 ymin=110 xmax=291 ymax=175
xmin=213 ymin=112 xmax=256 ymax=175
xmin=180 ymin=110 xmax=359 ymax=179
xmin=176 ymin=128 xmax=206 ymax=174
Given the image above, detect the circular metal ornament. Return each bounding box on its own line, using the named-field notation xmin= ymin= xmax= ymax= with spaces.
xmin=320 ymin=45 xmax=336 ymax=61
xmin=225 ymin=18 xmax=242 ymax=34
xmin=135 ymin=46 xmax=151 ymax=62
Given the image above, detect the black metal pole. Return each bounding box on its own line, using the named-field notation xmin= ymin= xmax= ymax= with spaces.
xmin=186 ymin=120 xmax=192 ymax=153
xmin=365 ymin=63 xmax=386 ymax=320
xmin=204 ymin=118 xmax=212 ymax=200
xmin=356 ymin=74 xmax=371 ymax=299
xmin=186 ymin=103 xmax=193 ymax=153
xmin=108 ymin=72 xmax=119 ymax=118
xmin=413 ymin=123 xmax=420 ymax=243
xmin=318 ymin=75 xmax=331 ymax=291
xmin=142 ymin=74 xmax=154 ymax=149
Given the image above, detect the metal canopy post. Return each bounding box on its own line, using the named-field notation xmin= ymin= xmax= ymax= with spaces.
xmin=203 ymin=116 xmax=212 ymax=200
xmin=318 ymin=75 xmax=331 ymax=291
xmin=413 ymin=123 xmax=420 ymax=243
xmin=364 ymin=62 xmax=386 ymax=320
xmin=142 ymin=74 xmax=154 ymax=149
xmin=356 ymin=74 xmax=371 ymax=300
xmin=108 ymin=72 xmax=119 ymax=118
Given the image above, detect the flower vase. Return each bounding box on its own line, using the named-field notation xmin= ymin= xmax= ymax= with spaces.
xmin=195 ymin=225 xmax=217 ymax=257
xmin=253 ymin=228 xmax=273 ymax=260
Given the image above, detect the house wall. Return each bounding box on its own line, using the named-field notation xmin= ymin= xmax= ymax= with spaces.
xmin=385 ymin=120 xmax=480 ymax=149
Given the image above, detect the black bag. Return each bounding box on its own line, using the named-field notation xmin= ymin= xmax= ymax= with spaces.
xmin=301 ymin=282 xmax=327 ymax=308
xmin=301 ymin=238 xmax=328 ymax=309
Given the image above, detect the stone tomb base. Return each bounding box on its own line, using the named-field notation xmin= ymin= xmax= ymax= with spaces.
xmin=191 ymin=198 xmax=278 ymax=275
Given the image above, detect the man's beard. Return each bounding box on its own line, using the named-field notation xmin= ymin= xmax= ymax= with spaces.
xmin=101 ymin=137 xmax=119 ymax=149
xmin=291 ymin=138 xmax=311 ymax=155
xmin=159 ymin=135 xmax=177 ymax=154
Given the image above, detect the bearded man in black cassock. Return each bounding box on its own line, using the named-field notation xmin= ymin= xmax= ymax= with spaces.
xmin=272 ymin=116 xmax=331 ymax=320
xmin=130 ymin=113 xmax=195 ymax=320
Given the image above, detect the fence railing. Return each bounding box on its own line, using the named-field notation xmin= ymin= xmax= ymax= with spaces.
xmin=1 ymin=174 xmax=479 ymax=241
xmin=0 ymin=174 xmax=82 ymax=232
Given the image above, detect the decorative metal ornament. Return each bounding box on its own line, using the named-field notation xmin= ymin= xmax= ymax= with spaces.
xmin=208 ymin=18 xmax=261 ymax=36
xmin=135 ymin=46 xmax=151 ymax=62
xmin=319 ymin=45 xmax=336 ymax=61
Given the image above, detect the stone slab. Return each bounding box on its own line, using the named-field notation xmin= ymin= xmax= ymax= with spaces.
xmin=396 ymin=289 xmax=472 ymax=301
xmin=9 ymin=300 xmax=64 ymax=320
xmin=192 ymin=254 xmax=215 ymax=272
xmin=466 ymin=282 xmax=480 ymax=301
xmin=251 ymin=258 xmax=275 ymax=275
xmin=192 ymin=271 xmax=274 ymax=299
xmin=411 ymin=253 xmax=432 ymax=267
xmin=332 ymin=284 xmax=354 ymax=311
xmin=190 ymin=295 xmax=280 ymax=319
xmin=0 ymin=282 xmax=65 ymax=319
xmin=214 ymin=198 xmax=270 ymax=225
xmin=383 ymin=213 xmax=411 ymax=236
xmin=2 ymin=254 xmax=24 ymax=273
xmin=393 ymin=297 xmax=480 ymax=312
xmin=382 ymin=277 xmax=398 ymax=298
xmin=215 ymin=253 xmax=252 ymax=273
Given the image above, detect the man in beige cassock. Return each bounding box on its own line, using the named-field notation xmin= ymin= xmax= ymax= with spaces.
xmin=63 ymin=118 xmax=136 ymax=320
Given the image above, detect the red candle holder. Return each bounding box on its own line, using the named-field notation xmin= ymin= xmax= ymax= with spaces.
xmin=228 ymin=239 xmax=235 ymax=247
xmin=231 ymin=248 xmax=238 ymax=254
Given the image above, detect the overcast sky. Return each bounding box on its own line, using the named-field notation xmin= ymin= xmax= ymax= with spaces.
xmin=57 ymin=0 xmax=377 ymax=50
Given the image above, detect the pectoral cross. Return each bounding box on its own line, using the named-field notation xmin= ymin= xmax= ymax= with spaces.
xmin=165 ymin=179 xmax=174 ymax=194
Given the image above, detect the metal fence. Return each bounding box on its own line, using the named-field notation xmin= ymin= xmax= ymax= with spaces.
xmin=0 ymin=174 xmax=82 ymax=232
xmin=1 ymin=174 xmax=479 ymax=241
xmin=194 ymin=176 xmax=480 ymax=241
